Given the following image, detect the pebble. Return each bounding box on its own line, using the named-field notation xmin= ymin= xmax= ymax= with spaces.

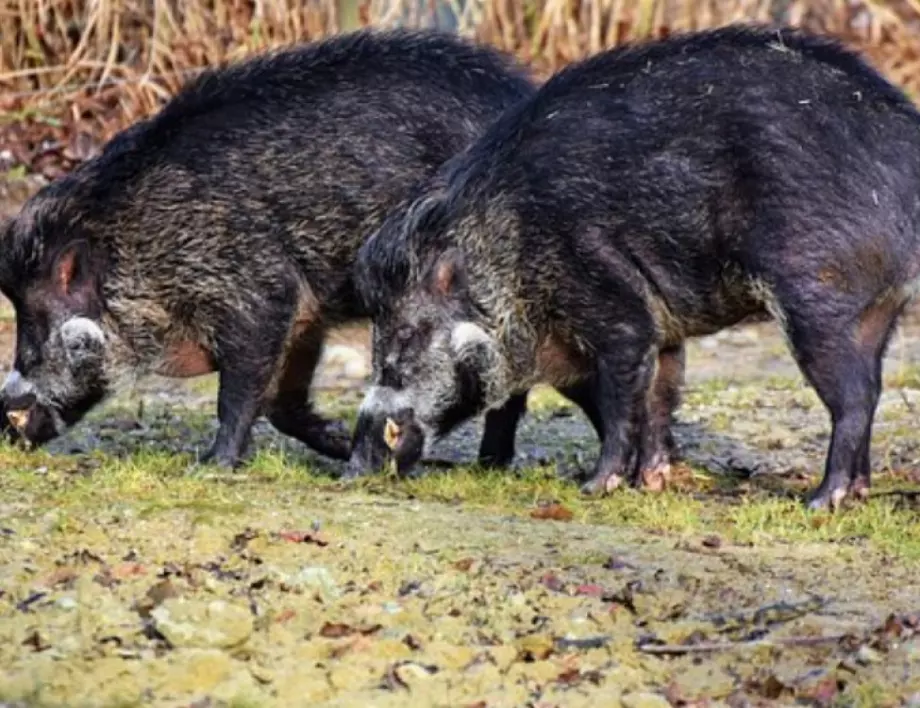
xmin=283 ymin=566 xmax=340 ymax=602
xmin=318 ymin=345 xmax=369 ymax=381
xmin=620 ymin=692 xmax=673 ymax=708
xmin=55 ymin=596 xmax=78 ymax=611
xmin=151 ymin=598 xmax=253 ymax=649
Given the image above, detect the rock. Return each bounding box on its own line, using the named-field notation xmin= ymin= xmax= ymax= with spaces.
xmin=319 ymin=345 xmax=369 ymax=380
xmin=670 ymin=664 xmax=737 ymax=700
xmin=274 ymin=673 xmax=334 ymax=705
xmin=151 ymin=598 xmax=253 ymax=649
xmin=425 ymin=641 xmax=476 ymax=670
xmin=514 ymin=633 xmax=554 ymax=661
xmin=393 ymin=661 xmax=438 ymax=687
xmin=283 ymin=566 xmax=340 ymax=602
xmin=489 ymin=644 xmax=519 ymax=672
xmin=856 ymin=645 xmax=883 ymax=665
xmin=621 ymin=692 xmax=672 ymax=708
xmin=55 ymin=596 xmax=78 ymax=611
xmin=163 ymin=649 xmax=236 ymax=693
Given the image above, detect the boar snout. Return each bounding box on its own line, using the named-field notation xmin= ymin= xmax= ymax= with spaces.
xmin=0 ymin=371 xmax=62 ymax=446
xmin=347 ymin=390 xmax=426 ymax=478
xmin=1 ymin=370 xmax=36 ymax=408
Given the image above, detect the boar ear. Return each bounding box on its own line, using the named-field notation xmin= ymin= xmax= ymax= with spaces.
xmin=51 ymin=242 xmax=90 ymax=296
xmin=427 ymin=248 xmax=468 ymax=298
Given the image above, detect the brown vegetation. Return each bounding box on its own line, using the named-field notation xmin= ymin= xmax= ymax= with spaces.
xmin=2 ymin=0 xmax=920 ymax=181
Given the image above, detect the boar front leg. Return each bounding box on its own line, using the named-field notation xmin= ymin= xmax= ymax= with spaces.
xmin=266 ymin=325 xmax=351 ymax=460
xmin=200 ymin=291 xmax=298 ymax=468
xmin=579 ymin=320 xmax=657 ymax=495
xmin=476 ymin=393 xmax=529 ymax=468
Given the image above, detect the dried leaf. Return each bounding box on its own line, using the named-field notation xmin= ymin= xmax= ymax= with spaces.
xmin=320 ymin=621 xmax=382 ymax=639
xmin=320 ymin=622 xmax=355 ymax=638
xmin=531 ymin=503 xmax=574 ymax=522
xmin=701 ymin=534 xmax=722 ymax=549
xmin=275 ymin=608 xmax=297 ymax=624
xmin=278 ymin=529 xmax=329 ymax=546
xmin=135 ymin=578 xmax=180 ymax=618
xmin=110 ymin=562 xmax=147 ymax=580
xmin=330 ymin=634 xmax=375 ymax=659
xmin=231 ymin=528 xmax=259 ymax=552
xmin=453 ymin=558 xmax=475 ymax=572
xmin=758 ymin=674 xmax=792 ymax=700
xmin=540 ymin=572 xmax=565 ymax=593
xmin=41 ymin=566 xmax=78 ymax=589
xmin=16 ymin=592 xmax=47 ymax=613
xmin=21 ymin=629 xmax=50 ymax=653
xmin=516 ymin=634 xmax=555 ymax=661
xmin=602 ymin=555 xmax=637 ymax=571
xmin=801 ymin=676 xmax=841 ymax=708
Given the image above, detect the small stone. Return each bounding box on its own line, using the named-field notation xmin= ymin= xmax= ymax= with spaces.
xmin=621 ymin=692 xmax=672 ymax=708
xmin=55 ymin=596 xmax=78 ymax=611
xmin=151 ymin=598 xmax=253 ymax=649
xmin=164 ymin=649 xmax=236 ymax=693
xmin=425 ymin=641 xmax=475 ymax=670
xmin=394 ymin=661 xmax=437 ymax=687
xmin=275 ymin=674 xmax=333 ymax=704
xmin=855 ymin=645 xmax=882 ymax=665
xmin=284 ymin=566 xmax=340 ymax=602
xmin=489 ymin=644 xmax=518 ymax=672
xmin=320 ymin=345 xmax=369 ymax=380
xmin=515 ymin=633 xmax=554 ymax=661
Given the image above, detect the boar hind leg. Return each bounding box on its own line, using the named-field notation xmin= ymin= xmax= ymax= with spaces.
xmin=779 ymin=287 xmax=901 ymax=511
xmin=266 ymin=326 xmax=351 ymax=461
xmin=632 ymin=343 xmax=686 ymax=492
xmin=478 ymin=381 xmax=608 ymax=471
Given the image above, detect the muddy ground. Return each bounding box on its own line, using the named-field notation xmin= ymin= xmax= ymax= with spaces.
xmin=1 ymin=182 xmax=920 ymax=707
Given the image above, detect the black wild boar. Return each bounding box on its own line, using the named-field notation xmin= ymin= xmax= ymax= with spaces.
xmin=350 ymin=24 xmax=920 ymax=510
xmin=0 ymin=27 xmax=539 ymax=468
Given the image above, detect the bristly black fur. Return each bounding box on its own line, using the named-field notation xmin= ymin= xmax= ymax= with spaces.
xmin=0 ymin=27 xmax=537 ymax=466
xmin=353 ymin=23 xmax=920 ymax=510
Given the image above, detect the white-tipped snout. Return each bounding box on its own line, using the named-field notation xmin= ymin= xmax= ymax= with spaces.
xmin=60 ymin=317 xmax=106 ymax=366
xmin=356 ymin=385 xmax=436 ymax=458
xmin=60 ymin=317 xmax=105 ymax=347
xmin=1 ymin=369 xmax=35 ymax=401
xmin=450 ymin=321 xmax=494 ymax=359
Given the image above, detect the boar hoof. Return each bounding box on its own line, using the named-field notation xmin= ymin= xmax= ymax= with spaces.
xmin=848 ymin=478 xmax=871 ymax=502
xmin=198 ymin=446 xmax=244 ymax=470
xmin=580 ymin=472 xmax=624 ymax=496
xmin=637 ymin=461 xmax=671 ymax=492
xmin=805 ymin=485 xmax=849 ymax=512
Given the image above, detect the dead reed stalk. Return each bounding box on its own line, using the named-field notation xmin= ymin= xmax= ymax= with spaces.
xmin=2 ymin=0 xmax=920 ymax=162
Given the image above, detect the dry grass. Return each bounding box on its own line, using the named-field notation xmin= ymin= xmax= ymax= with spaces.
xmin=2 ymin=0 xmax=920 ymax=148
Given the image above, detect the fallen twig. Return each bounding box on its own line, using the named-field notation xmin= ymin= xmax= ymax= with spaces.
xmin=637 ymin=633 xmax=850 ymax=655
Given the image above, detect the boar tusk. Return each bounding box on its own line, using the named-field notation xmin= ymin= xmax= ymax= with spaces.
xmin=383 ymin=417 xmax=401 ymax=451
xmin=7 ymin=409 xmax=30 ymax=432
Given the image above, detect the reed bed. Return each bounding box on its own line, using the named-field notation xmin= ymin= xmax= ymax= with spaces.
xmin=2 ymin=0 xmax=920 ymax=176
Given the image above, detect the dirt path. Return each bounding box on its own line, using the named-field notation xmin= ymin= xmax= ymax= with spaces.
xmin=1 ymin=183 xmax=920 ymax=706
